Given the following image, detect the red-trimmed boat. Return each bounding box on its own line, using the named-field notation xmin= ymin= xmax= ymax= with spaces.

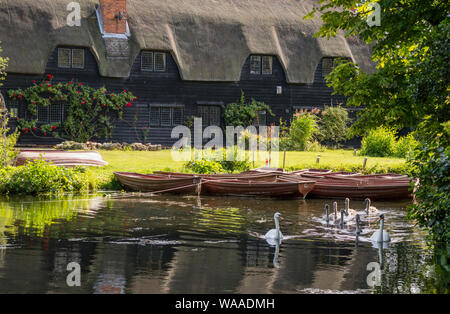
xmin=114 ymin=172 xmax=202 ymax=194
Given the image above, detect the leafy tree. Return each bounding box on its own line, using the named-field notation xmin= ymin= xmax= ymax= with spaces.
xmin=306 ymin=0 xmax=449 ymax=242
xmin=317 ymin=105 xmax=350 ymax=146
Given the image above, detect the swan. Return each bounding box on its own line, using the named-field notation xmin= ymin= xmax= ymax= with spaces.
xmin=335 ymin=210 xmax=346 ymax=227
xmin=333 ymin=201 xmax=338 ymax=222
xmin=370 ymin=214 xmax=391 ymax=242
xmin=365 ymin=198 xmax=378 ymax=215
xmin=324 ymin=204 xmax=330 ymax=222
xmin=265 ymin=212 xmax=283 ymax=241
xmin=344 ymin=198 xmax=357 ymax=217
xmin=355 ymin=214 xmax=361 ymax=235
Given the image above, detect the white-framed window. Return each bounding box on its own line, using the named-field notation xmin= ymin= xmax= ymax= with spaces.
xmin=149 ymin=105 xmax=184 ymax=127
xmin=58 ymin=48 xmax=71 ymax=68
xmin=262 ymin=56 xmax=273 ymax=75
xmin=250 ymin=55 xmax=273 ymax=75
xmin=250 ymin=56 xmax=261 ymax=75
xmin=141 ymin=51 xmax=166 ymax=72
xmin=141 ymin=51 xmax=154 ymax=71
xmin=71 ymin=49 xmax=85 ymax=69
xmin=37 ymin=103 xmax=64 ymax=124
xmin=58 ymin=48 xmax=85 ymax=69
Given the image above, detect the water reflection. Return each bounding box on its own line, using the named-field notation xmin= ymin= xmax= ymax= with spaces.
xmin=0 ymin=195 xmax=447 ymax=294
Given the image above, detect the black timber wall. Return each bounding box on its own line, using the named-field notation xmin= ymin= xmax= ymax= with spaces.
xmin=2 ymin=46 xmax=355 ymax=147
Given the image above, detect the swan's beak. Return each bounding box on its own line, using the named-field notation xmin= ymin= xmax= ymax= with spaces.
xmin=279 ymin=216 xmax=283 ymax=220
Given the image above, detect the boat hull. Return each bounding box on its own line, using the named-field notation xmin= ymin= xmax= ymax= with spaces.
xmin=114 ymin=172 xmax=201 ymax=194
xmin=203 ymin=179 xmax=315 ymax=198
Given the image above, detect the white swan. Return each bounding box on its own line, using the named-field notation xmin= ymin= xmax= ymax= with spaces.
xmin=370 ymin=214 xmax=391 ymax=242
xmin=265 ymin=212 xmax=283 ymax=241
xmin=365 ymin=198 xmax=378 ymax=215
xmin=332 ymin=201 xmax=338 ymax=222
xmin=344 ymin=198 xmax=357 ymax=217
xmin=324 ymin=204 xmax=330 ymax=222
xmin=355 ymin=214 xmax=361 ymax=235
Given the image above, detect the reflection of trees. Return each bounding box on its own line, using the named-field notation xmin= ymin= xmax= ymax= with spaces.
xmin=374 ymin=243 xmax=449 ymax=294
xmin=0 ymin=197 xmax=100 ymax=243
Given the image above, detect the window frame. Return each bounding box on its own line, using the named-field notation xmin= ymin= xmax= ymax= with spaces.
xmin=141 ymin=51 xmax=167 ymax=72
xmin=198 ymin=105 xmax=221 ymax=127
xmin=141 ymin=51 xmax=154 ymax=72
xmin=71 ymin=49 xmax=85 ymax=69
xmin=148 ymin=105 xmax=184 ymax=127
xmin=261 ymin=56 xmax=273 ymax=75
xmin=250 ymin=55 xmax=262 ymax=75
xmin=57 ymin=48 xmax=71 ymax=69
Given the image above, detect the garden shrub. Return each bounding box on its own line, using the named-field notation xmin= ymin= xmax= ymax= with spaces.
xmin=184 ymin=159 xmax=224 ymax=174
xmin=223 ymin=91 xmax=274 ymax=127
xmin=360 ymin=126 xmax=397 ymax=157
xmin=394 ymin=133 xmax=419 ymax=158
xmin=288 ymin=111 xmax=318 ymax=151
xmin=0 ymin=115 xmax=19 ymax=167
xmin=317 ymin=106 xmax=350 ymax=147
xmin=0 ymin=159 xmax=89 ymax=194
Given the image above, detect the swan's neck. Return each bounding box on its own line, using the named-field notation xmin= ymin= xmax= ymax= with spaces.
xmin=356 ymin=218 xmax=360 ymax=233
xmin=274 ymin=217 xmax=280 ymax=238
xmin=325 ymin=207 xmax=329 ymax=221
xmin=365 ymin=201 xmax=369 ymax=213
xmin=378 ymin=219 xmax=384 ymax=241
xmin=334 ymin=206 xmax=337 ymax=219
xmin=345 ymin=200 xmax=349 ymax=210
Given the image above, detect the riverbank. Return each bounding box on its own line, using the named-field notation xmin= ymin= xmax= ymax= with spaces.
xmin=85 ymin=149 xmax=410 ymax=190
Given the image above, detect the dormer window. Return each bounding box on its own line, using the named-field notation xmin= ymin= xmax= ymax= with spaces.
xmin=322 ymin=57 xmax=335 ymax=78
xmin=250 ymin=55 xmax=273 ymax=75
xmin=141 ymin=51 xmax=166 ymax=72
xmin=58 ymin=48 xmax=85 ymax=69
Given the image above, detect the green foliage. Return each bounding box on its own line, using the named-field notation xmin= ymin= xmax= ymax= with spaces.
xmin=287 ymin=111 xmax=319 ymax=151
xmin=360 ymin=127 xmax=419 ymax=158
xmin=408 ymin=142 xmax=450 ymax=243
xmin=360 ymin=126 xmax=397 ymax=157
xmin=306 ymin=0 xmax=450 ymax=243
xmin=223 ymin=91 xmax=274 ymax=127
xmin=8 ymin=76 xmax=136 ymax=142
xmin=184 ymin=159 xmax=224 ymax=174
xmin=394 ymin=133 xmax=419 ymax=158
xmin=0 ymin=159 xmax=89 ymax=195
xmin=0 ymin=115 xmax=19 ymax=167
xmin=0 ymin=41 xmax=8 ymax=86
xmin=317 ymin=106 xmax=350 ymax=147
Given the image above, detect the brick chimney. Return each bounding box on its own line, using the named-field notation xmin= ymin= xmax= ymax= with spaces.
xmin=99 ymin=0 xmax=127 ymax=34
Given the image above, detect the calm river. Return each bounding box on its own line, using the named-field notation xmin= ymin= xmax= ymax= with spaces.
xmin=0 ymin=194 xmax=448 ymax=293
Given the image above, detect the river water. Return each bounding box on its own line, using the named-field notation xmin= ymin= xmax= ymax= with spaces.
xmin=0 ymin=194 xmax=448 ymax=294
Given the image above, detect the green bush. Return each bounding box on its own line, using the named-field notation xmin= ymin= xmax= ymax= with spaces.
xmin=288 ymin=112 xmax=318 ymax=151
xmin=317 ymin=106 xmax=350 ymax=147
xmin=184 ymin=159 xmax=224 ymax=174
xmin=360 ymin=126 xmax=397 ymax=157
xmin=223 ymin=91 xmax=274 ymax=127
xmin=394 ymin=133 xmax=419 ymax=158
xmin=0 ymin=159 xmax=89 ymax=194
xmin=0 ymin=115 xmax=19 ymax=167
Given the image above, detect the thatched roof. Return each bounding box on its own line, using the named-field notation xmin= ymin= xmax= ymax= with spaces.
xmin=0 ymin=0 xmax=375 ymax=83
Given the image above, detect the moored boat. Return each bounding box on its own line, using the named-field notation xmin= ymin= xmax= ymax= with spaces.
xmin=202 ymin=177 xmax=315 ymax=198
xmin=15 ymin=150 xmax=108 ymax=167
xmin=114 ymin=172 xmax=202 ymax=194
xmin=287 ymin=171 xmax=413 ymax=200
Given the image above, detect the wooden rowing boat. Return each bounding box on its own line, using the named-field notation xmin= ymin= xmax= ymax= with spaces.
xmin=285 ymin=172 xmax=413 ymax=200
xmin=152 ymin=171 xmax=280 ymax=181
xmin=15 ymin=150 xmax=108 ymax=167
xmin=114 ymin=172 xmax=202 ymax=194
xmin=202 ymin=177 xmax=315 ymax=198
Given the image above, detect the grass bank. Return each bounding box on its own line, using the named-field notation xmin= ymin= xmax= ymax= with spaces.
xmin=85 ymin=149 xmax=410 ymax=190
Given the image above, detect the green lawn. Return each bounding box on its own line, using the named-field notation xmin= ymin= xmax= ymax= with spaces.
xmin=85 ymin=149 xmax=409 ymax=190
